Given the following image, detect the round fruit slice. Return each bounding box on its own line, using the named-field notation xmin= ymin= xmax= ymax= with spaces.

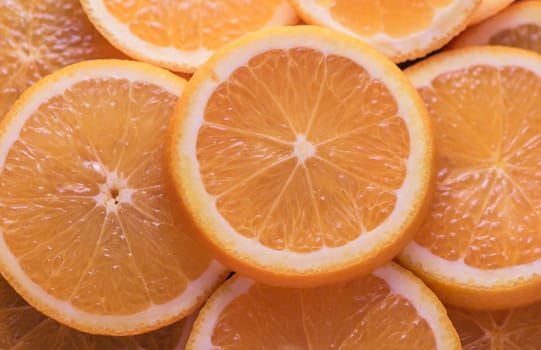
xmin=399 ymin=46 xmax=541 ymax=310
xmin=285 ymin=0 xmax=481 ymax=62
xmin=168 ymin=26 xmax=434 ymax=288
xmin=187 ymin=263 xmax=460 ymax=349
xmin=448 ymin=301 xmax=541 ymax=349
xmin=468 ymin=0 xmax=515 ymax=25
xmin=0 ymin=59 xmax=228 ymax=335
xmin=449 ymin=1 xmax=541 ymax=52
xmin=80 ymin=0 xmax=298 ymax=73
xmin=0 ymin=0 xmax=125 ymax=121
xmin=0 ymin=275 xmax=195 ymax=349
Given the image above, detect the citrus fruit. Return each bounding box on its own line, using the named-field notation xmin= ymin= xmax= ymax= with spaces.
xmin=399 ymin=46 xmax=541 ymax=310
xmin=448 ymin=301 xmax=541 ymax=349
xmin=0 ymin=59 xmax=228 ymax=335
xmin=468 ymin=0 xmax=515 ymax=25
xmin=80 ymin=0 xmax=299 ymax=73
xmin=0 ymin=0 xmax=125 ymax=121
xmin=187 ymin=263 xmax=460 ymax=349
xmin=0 ymin=275 xmax=195 ymax=349
xmin=285 ymin=0 xmax=481 ymax=62
xmin=449 ymin=1 xmax=541 ymax=52
xmin=167 ymin=25 xmax=434 ymax=288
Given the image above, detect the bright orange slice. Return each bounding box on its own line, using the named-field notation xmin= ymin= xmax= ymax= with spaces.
xmin=448 ymin=301 xmax=541 ymax=349
xmin=0 ymin=60 xmax=228 ymax=335
xmin=187 ymin=263 xmax=460 ymax=349
xmin=0 ymin=0 xmax=125 ymax=121
xmin=468 ymin=0 xmax=515 ymax=25
xmin=168 ymin=26 xmax=434 ymax=287
xmin=80 ymin=0 xmax=298 ymax=73
xmin=0 ymin=275 xmax=195 ymax=349
xmin=399 ymin=46 xmax=541 ymax=310
xmin=285 ymin=0 xmax=481 ymax=62
xmin=449 ymin=1 xmax=541 ymax=52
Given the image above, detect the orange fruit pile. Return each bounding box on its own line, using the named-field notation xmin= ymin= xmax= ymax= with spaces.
xmin=2 ymin=0 xmax=541 ymax=349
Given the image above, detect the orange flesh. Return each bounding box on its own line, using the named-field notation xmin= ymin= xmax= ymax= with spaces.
xmin=210 ymin=275 xmax=436 ymax=348
xmin=415 ymin=65 xmax=541 ymax=269
xmin=0 ymin=0 xmax=124 ymax=120
xmin=103 ymin=0 xmax=285 ymax=51
xmin=0 ymin=276 xmax=188 ymax=349
xmin=489 ymin=24 xmax=541 ymax=53
xmin=0 ymin=78 xmax=212 ymax=315
xmin=448 ymin=302 xmax=541 ymax=349
xmin=316 ymin=0 xmax=452 ymax=37
xmin=197 ymin=48 xmax=409 ymax=252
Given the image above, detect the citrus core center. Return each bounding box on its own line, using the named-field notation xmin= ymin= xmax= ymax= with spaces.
xmin=294 ymin=135 xmax=315 ymax=163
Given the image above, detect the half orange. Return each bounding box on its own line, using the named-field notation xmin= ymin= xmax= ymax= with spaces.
xmin=449 ymin=1 xmax=541 ymax=52
xmin=286 ymin=0 xmax=481 ymax=62
xmin=187 ymin=263 xmax=460 ymax=349
xmin=0 ymin=0 xmax=125 ymax=121
xmin=0 ymin=59 xmax=228 ymax=335
xmin=168 ymin=26 xmax=434 ymax=287
xmin=80 ymin=0 xmax=299 ymax=73
xmin=400 ymin=46 xmax=541 ymax=310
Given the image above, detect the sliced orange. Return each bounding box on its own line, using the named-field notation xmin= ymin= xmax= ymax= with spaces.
xmin=187 ymin=263 xmax=460 ymax=349
xmin=168 ymin=26 xmax=434 ymax=288
xmin=0 ymin=59 xmax=228 ymax=335
xmin=468 ymin=0 xmax=515 ymax=25
xmin=399 ymin=46 xmax=541 ymax=310
xmin=80 ymin=0 xmax=298 ymax=73
xmin=0 ymin=0 xmax=125 ymax=121
xmin=448 ymin=301 xmax=541 ymax=349
xmin=449 ymin=1 xmax=541 ymax=52
xmin=285 ymin=0 xmax=481 ymax=62
xmin=0 ymin=275 xmax=195 ymax=349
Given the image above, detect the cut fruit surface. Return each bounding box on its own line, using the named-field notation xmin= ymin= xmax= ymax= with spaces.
xmin=285 ymin=0 xmax=480 ymax=62
xmin=187 ymin=263 xmax=460 ymax=349
xmin=0 ymin=0 xmax=125 ymax=121
xmin=449 ymin=1 xmax=541 ymax=53
xmin=168 ymin=26 xmax=434 ymax=287
xmin=0 ymin=59 xmax=228 ymax=335
xmin=0 ymin=275 xmax=194 ymax=349
xmin=468 ymin=0 xmax=515 ymax=25
xmin=80 ymin=0 xmax=298 ymax=73
xmin=448 ymin=301 xmax=541 ymax=349
xmin=399 ymin=46 xmax=541 ymax=310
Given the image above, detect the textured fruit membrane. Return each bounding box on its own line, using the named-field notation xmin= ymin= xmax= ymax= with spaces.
xmin=315 ymin=0 xmax=452 ymax=37
xmin=489 ymin=24 xmax=541 ymax=53
xmin=0 ymin=276 xmax=189 ymax=349
xmin=0 ymin=78 xmax=212 ymax=315
xmin=211 ymin=275 xmax=436 ymax=348
xmin=0 ymin=0 xmax=123 ymax=120
xmin=415 ymin=65 xmax=541 ymax=269
xmin=198 ymin=48 xmax=409 ymax=252
xmin=448 ymin=301 xmax=541 ymax=349
xmin=103 ymin=0 xmax=285 ymax=50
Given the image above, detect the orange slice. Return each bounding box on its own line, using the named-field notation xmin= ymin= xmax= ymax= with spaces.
xmin=0 ymin=59 xmax=228 ymax=335
xmin=168 ymin=26 xmax=434 ymax=287
xmin=468 ymin=0 xmax=515 ymax=25
xmin=449 ymin=1 xmax=541 ymax=52
xmin=0 ymin=0 xmax=125 ymax=121
xmin=448 ymin=301 xmax=541 ymax=349
xmin=187 ymin=263 xmax=460 ymax=349
xmin=285 ymin=0 xmax=481 ymax=62
xmin=0 ymin=275 xmax=195 ymax=349
xmin=399 ymin=46 xmax=541 ymax=310
xmin=80 ymin=0 xmax=298 ymax=73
